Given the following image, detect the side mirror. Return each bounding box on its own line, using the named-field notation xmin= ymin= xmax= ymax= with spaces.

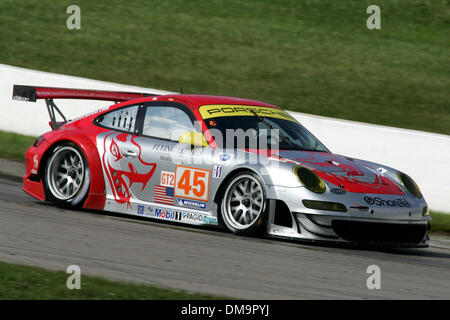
xmin=178 ymin=131 xmax=209 ymax=147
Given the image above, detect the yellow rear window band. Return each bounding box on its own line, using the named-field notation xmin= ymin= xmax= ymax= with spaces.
xmin=199 ymin=105 xmax=297 ymax=122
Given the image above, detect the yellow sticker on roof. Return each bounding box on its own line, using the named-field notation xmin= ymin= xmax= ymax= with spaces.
xmin=199 ymin=105 xmax=297 ymax=122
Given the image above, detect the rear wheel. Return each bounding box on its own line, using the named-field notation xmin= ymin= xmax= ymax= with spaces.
xmin=44 ymin=142 xmax=90 ymax=208
xmin=219 ymin=171 xmax=268 ymax=236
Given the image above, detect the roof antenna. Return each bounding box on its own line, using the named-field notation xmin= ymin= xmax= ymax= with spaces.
xmin=180 ymin=87 xmax=183 ymax=94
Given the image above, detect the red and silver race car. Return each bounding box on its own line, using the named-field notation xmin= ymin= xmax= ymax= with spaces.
xmin=13 ymin=84 xmax=430 ymax=247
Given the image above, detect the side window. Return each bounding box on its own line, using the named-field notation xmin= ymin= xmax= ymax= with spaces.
xmin=143 ymin=106 xmax=194 ymax=141
xmin=96 ymin=105 xmax=139 ymax=132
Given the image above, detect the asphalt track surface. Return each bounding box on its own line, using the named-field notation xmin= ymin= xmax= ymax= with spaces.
xmin=0 ymin=174 xmax=449 ymax=299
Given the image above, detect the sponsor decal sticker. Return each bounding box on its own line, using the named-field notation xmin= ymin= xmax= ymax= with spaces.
xmin=144 ymin=205 xmax=217 ymax=225
xmin=219 ymin=153 xmax=232 ymax=162
xmin=202 ymin=215 xmax=218 ymax=225
xmin=160 ymin=171 xmax=175 ymax=187
xmin=182 ymin=212 xmax=203 ymax=222
xmin=154 ymin=185 xmax=175 ymax=205
xmin=177 ymin=198 xmax=207 ymax=210
xmin=154 ymin=208 xmax=182 ymax=221
xmin=33 ymin=155 xmax=39 ymax=167
xmin=363 ymin=196 xmax=410 ymax=207
xmin=271 ymin=226 xmax=298 ymax=236
xmin=330 ymin=188 xmax=346 ymax=195
xmin=137 ymin=205 xmax=145 ymax=215
xmin=12 ymin=95 xmax=30 ymax=101
xmin=31 ymin=155 xmax=39 ymax=174
xmin=199 ymin=105 xmax=297 ymax=122
xmin=212 ymin=165 xmax=223 ymax=179
xmin=182 ymin=212 xmax=218 ymax=225
xmin=174 ymin=166 xmax=210 ymax=201
xmin=153 ymin=144 xmax=202 ymax=157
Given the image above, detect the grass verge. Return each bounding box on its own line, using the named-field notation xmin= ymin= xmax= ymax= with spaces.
xmin=0 ymin=261 xmax=227 ymax=299
xmin=0 ymin=0 xmax=449 ymax=134
xmin=429 ymin=211 xmax=450 ymax=234
xmin=0 ymin=131 xmax=35 ymax=161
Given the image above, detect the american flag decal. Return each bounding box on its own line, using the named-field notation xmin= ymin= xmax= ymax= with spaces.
xmin=154 ymin=185 xmax=174 ymax=205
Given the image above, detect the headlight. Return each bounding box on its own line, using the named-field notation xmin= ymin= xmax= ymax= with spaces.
xmin=397 ymin=172 xmax=422 ymax=199
xmin=33 ymin=135 xmax=45 ymax=148
xmin=294 ymin=166 xmax=326 ymax=194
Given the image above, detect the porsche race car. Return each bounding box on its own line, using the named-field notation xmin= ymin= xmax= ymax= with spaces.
xmin=13 ymin=85 xmax=431 ymax=247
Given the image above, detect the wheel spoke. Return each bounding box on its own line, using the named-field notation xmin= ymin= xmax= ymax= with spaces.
xmin=239 ymin=211 xmax=247 ymax=224
xmin=59 ymin=179 xmax=67 ymax=190
xmin=61 ymin=181 xmax=69 ymax=193
xmin=244 ymin=210 xmax=251 ymax=223
xmin=232 ymin=189 xmax=242 ymax=199
xmin=252 ymin=189 xmax=261 ymax=198
xmin=233 ymin=209 xmax=243 ymax=220
xmin=250 ymin=181 xmax=258 ymax=193
xmin=243 ymin=180 xmax=250 ymax=192
xmin=231 ymin=204 xmax=240 ymax=211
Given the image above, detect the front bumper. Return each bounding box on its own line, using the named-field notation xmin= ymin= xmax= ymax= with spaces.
xmin=23 ymin=145 xmax=46 ymax=201
xmin=268 ymin=212 xmax=429 ymax=247
xmin=265 ymin=183 xmax=430 ymax=247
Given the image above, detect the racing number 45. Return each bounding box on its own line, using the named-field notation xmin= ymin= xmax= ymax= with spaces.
xmin=175 ymin=166 xmax=210 ymax=201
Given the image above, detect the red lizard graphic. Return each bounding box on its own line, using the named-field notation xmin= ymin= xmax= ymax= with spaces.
xmin=102 ymin=132 xmax=156 ymax=208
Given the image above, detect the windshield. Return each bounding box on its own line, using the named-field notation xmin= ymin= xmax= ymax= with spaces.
xmin=200 ymin=105 xmax=329 ymax=152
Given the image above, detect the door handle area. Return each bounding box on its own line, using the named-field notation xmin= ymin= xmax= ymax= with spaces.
xmin=122 ymin=149 xmax=138 ymax=157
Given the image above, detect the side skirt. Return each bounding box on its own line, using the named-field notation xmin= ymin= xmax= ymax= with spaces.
xmin=104 ymin=198 xmax=219 ymax=226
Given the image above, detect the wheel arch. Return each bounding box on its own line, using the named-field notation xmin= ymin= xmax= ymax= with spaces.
xmin=38 ymin=134 xmax=105 ymax=208
xmin=213 ymin=166 xmax=297 ymax=232
xmin=213 ymin=166 xmax=267 ymax=205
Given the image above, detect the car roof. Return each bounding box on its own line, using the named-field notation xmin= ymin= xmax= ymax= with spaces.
xmin=119 ymin=94 xmax=283 ymax=111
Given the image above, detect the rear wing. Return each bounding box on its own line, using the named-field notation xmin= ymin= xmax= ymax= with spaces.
xmin=12 ymin=85 xmax=158 ymax=130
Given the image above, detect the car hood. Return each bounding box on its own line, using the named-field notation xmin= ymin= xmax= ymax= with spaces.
xmin=275 ymin=150 xmax=404 ymax=195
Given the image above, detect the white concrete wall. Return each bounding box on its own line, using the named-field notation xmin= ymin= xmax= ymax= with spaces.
xmin=1 ymin=64 xmax=449 ymax=213
xmin=0 ymin=64 xmax=172 ymax=136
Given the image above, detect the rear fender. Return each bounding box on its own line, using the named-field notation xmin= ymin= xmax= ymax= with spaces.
xmin=40 ymin=133 xmax=106 ymax=210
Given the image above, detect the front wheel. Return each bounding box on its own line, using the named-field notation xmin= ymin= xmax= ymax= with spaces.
xmin=44 ymin=142 xmax=90 ymax=208
xmin=219 ymin=171 xmax=268 ymax=236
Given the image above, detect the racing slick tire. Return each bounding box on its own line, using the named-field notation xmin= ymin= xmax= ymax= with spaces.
xmin=219 ymin=171 xmax=269 ymax=236
xmin=43 ymin=142 xmax=91 ymax=208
